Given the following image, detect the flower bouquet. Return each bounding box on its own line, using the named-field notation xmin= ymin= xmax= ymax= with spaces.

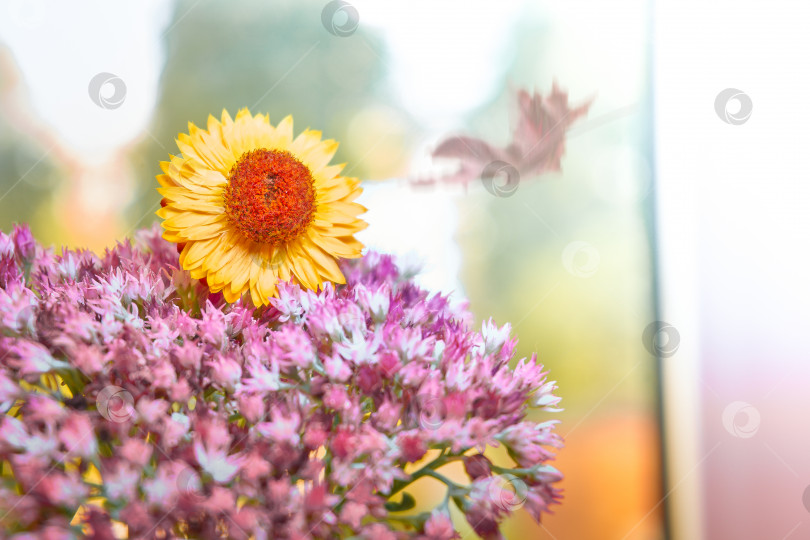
xmin=0 ymin=91 xmax=581 ymax=539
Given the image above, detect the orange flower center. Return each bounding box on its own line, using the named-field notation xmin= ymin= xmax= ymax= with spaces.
xmin=223 ymin=149 xmax=317 ymax=245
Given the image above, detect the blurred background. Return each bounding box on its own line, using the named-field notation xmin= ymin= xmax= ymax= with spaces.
xmin=0 ymin=0 xmax=661 ymax=538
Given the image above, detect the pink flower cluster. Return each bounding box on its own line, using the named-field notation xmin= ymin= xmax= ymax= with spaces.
xmin=0 ymin=224 xmax=563 ymax=539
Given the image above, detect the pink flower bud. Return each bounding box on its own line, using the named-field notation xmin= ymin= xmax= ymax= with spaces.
xmin=237 ymin=392 xmax=265 ymax=423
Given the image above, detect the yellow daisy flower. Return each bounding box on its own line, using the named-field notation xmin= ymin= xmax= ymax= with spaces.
xmin=156 ymin=108 xmax=367 ymax=307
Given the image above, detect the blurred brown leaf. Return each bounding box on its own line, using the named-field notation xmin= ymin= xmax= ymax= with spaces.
xmin=421 ymin=84 xmax=591 ymax=187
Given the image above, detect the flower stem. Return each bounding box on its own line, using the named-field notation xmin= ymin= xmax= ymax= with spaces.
xmin=387 ymin=453 xmax=465 ymax=498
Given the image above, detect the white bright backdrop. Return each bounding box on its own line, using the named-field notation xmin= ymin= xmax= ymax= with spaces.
xmin=655 ymin=1 xmax=810 ymax=539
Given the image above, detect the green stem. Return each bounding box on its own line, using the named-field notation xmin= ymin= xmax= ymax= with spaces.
xmin=387 ymin=453 xmax=465 ymax=498
xmin=422 ymin=469 xmax=464 ymax=491
xmin=491 ymin=463 xmax=548 ymax=476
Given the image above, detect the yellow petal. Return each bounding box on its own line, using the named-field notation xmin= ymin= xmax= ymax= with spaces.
xmin=161 ymin=230 xmax=184 ymax=243
xmin=301 ymin=237 xmax=345 ymax=284
xmin=312 ymin=220 xmax=368 ymax=236
xmin=274 ymin=115 xmax=294 ymax=146
xmin=316 ymin=177 xmax=361 ymax=204
xmin=314 ymin=201 xmax=367 ymax=224
xmin=157 ymin=188 xmax=225 ymax=214
xmin=160 ymin=208 xmax=226 ymax=230
xmin=301 ymin=140 xmax=339 ymax=174
xmin=222 ymin=285 xmax=243 ymax=303
xmin=313 ymin=163 xmax=345 ymax=184
xmin=308 ymin=229 xmax=364 ymax=259
xmin=286 ymin=242 xmax=319 ymax=290
xmin=181 ymin=237 xmax=221 ymax=269
xmin=226 ymin=248 xmax=253 ymax=297
xmin=257 ymin=267 xmax=279 ymax=302
xmin=157 ymin=173 xmax=179 ymax=189
xmin=202 ymin=231 xmax=243 ymax=273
